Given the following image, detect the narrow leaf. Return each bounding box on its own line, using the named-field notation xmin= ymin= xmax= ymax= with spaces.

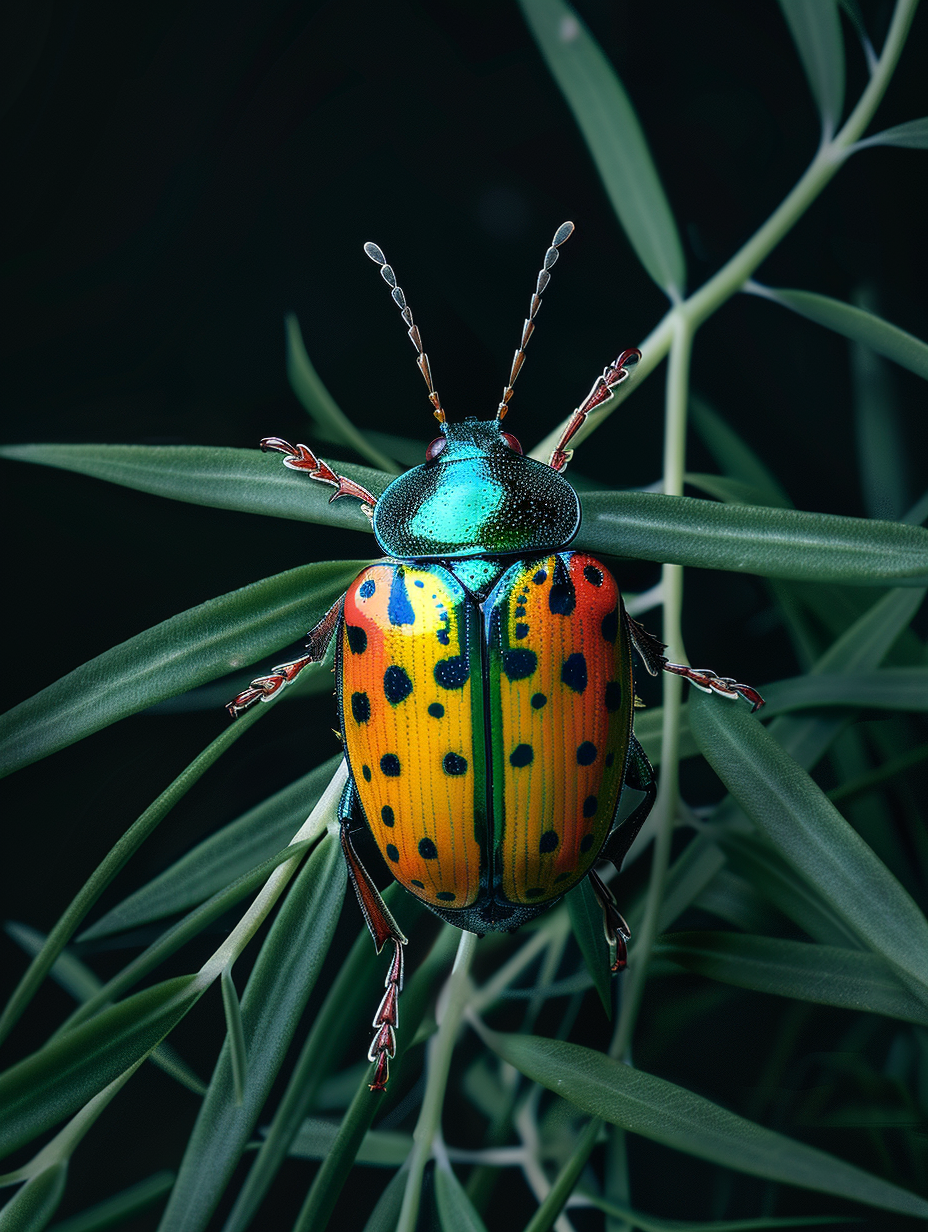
xmin=566 ymin=878 xmax=612 ymax=1016
xmin=0 ymin=559 xmax=361 ymax=778
xmin=220 ymin=970 xmax=247 ymax=1106
xmin=45 ymin=1171 xmax=175 ymax=1232
xmin=288 ymin=1119 xmax=412 ymax=1167
xmin=751 ymin=287 xmax=928 ymax=381
xmin=851 ymin=316 xmax=908 ymax=520
xmin=587 ymin=1194 xmax=855 ymax=1230
xmin=857 ymin=116 xmax=928 ymax=149
xmin=689 ymin=689 xmax=928 ymax=1004
xmin=778 ymin=0 xmax=845 ymax=135
xmin=519 ymin=0 xmax=685 ymax=296
xmin=285 ymin=314 xmax=399 ymax=472
xmin=689 ymin=398 xmax=792 ymax=509
xmin=758 ymin=668 xmax=928 ymax=714
xmin=579 ymin=492 xmax=928 ymax=586
xmin=655 ymin=931 xmax=928 ymax=1025
xmin=485 ymin=1033 xmax=928 ymax=1217
xmin=0 ymin=1161 xmax=67 ymax=1231
xmin=434 ymin=1166 xmax=490 ymax=1232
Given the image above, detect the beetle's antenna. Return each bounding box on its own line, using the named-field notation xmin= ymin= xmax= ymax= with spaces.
xmin=496 ymin=220 xmax=574 ymax=421
xmin=364 ymin=241 xmax=446 ymax=425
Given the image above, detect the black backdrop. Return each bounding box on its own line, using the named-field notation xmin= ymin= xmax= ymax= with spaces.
xmin=1 ymin=2 xmax=926 ymax=1228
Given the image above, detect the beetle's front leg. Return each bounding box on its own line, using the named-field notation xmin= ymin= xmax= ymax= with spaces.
xmin=626 ymin=614 xmax=765 ymax=711
xmin=261 ymin=436 xmax=378 ymax=522
xmin=338 ymin=783 xmax=408 ymax=1092
xmin=226 ymin=598 xmax=343 ymax=717
xmin=547 ymin=348 xmax=641 ymax=473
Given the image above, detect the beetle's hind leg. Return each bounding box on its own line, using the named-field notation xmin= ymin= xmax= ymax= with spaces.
xmin=338 ymin=782 xmax=408 ymax=1092
xmin=227 ymin=598 xmax=343 ymax=717
xmin=626 ymin=615 xmax=765 ymax=711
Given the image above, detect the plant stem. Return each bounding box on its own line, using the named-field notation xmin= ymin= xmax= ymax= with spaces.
xmin=396 ymin=930 xmax=478 ymax=1232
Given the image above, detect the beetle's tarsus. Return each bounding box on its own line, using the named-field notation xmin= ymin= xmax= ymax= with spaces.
xmin=226 ymin=599 xmax=343 ymax=718
xmin=662 ymin=663 xmax=765 ymax=711
xmin=260 ymin=436 xmax=377 ymax=517
xmin=589 ymin=868 xmax=632 ymax=973
xmin=547 ymin=348 xmax=640 ymax=473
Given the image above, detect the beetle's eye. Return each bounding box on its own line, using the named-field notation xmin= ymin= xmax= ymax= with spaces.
xmin=501 ymin=432 xmax=523 ymax=454
xmin=426 ymin=436 xmax=447 ymax=461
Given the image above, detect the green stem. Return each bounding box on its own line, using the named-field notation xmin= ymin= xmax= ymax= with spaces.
xmin=396 ymin=931 xmax=478 ymax=1232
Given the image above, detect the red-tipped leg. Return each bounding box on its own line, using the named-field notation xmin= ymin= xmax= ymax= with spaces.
xmin=589 ymin=868 xmax=632 ymax=973
xmin=261 ymin=437 xmax=377 ymax=519
xmin=661 ymin=663 xmax=765 ymax=712
xmin=339 ymin=812 xmax=408 ymax=1092
xmin=226 ymin=598 xmax=343 ymax=718
xmin=548 ymin=348 xmax=641 ymax=473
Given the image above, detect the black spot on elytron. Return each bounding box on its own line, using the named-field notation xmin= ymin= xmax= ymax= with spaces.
xmin=381 ymin=754 xmax=401 ymax=776
xmin=435 ymin=656 xmax=470 ymax=689
xmin=605 ymin=751 xmax=615 ymax=768
xmin=561 ymin=653 xmax=588 ymax=693
xmin=584 ymin=565 xmax=604 ymax=587
xmin=346 ymin=624 xmax=367 ymax=655
xmin=548 ymin=557 xmax=576 ymax=616
xmin=605 ymin=681 xmax=623 ymax=712
xmin=443 ymin=751 xmax=468 ymax=775
xmin=386 ymin=844 xmax=399 ymax=862
xmin=531 ymin=692 xmax=547 ymax=709
xmin=514 ymin=606 xmax=526 ymax=617
xmin=411 ymin=879 xmax=424 ymax=889
xmin=419 ymin=837 xmax=438 ymax=859
xmin=362 ymin=764 xmax=371 ymax=782
xmin=383 ymin=664 xmax=413 ymax=705
xmin=539 ymin=830 xmax=559 ymax=854
xmin=580 ymin=833 xmax=595 ymax=853
xmin=555 ymin=871 xmax=572 ymax=883
xmin=515 ymin=623 xmax=530 ymax=640
xmin=437 ymin=629 xmax=450 ymax=645
xmin=533 ymin=569 xmax=547 ymax=584
xmin=583 ymin=795 xmax=598 ymax=817
xmin=436 ymin=891 xmax=456 ymax=902
xmin=503 ymin=649 xmax=537 ymax=680
xmin=428 ymin=702 xmax=445 ymax=718
xmin=577 ymin=741 xmax=597 ymax=765
xmin=414 ymin=579 xmax=424 ymax=588
xmin=510 ymin=743 xmax=534 ymax=768
xmin=525 ymin=887 xmax=545 ymax=899
xmin=388 ymin=571 xmax=415 ymax=626
xmin=601 ymin=606 xmax=619 ymax=643
xmin=350 ymin=692 xmax=371 ymax=723
xmin=381 ymin=805 xmax=395 ymax=827
xmin=359 ymin=579 xmax=376 ymax=598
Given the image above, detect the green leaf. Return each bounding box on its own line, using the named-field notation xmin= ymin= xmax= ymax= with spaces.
xmin=434 ymin=1165 xmax=490 ymax=1232
xmin=484 ymin=1033 xmax=928 ymax=1217
xmin=751 ymin=287 xmax=928 ymax=381
xmin=579 ymin=492 xmax=928 ymax=585
xmin=566 ymin=878 xmax=612 ymax=1016
xmin=857 ymin=116 xmax=928 ymax=149
xmin=0 ymin=443 xmax=389 ymax=531
xmin=851 ymin=314 xmax=908 ymax=521
xmin=758 ymin=668 xmax=928 ymax=714
xmin=79 ymin=755 xmax=343 ymax=939
xmin=360 ymin=1165 xmax=409 ymax=1232
xmin=0 ymin=976 xmax=203 ymax=1160
xmin=45 ymin=1171 xmax=175 ymax=1232
xmin=689 ymin=398 xmax=793 ymax=508
xmin=285 ymin=314 xmax=400 ymax=473
xmin=287 ymin=1118 xmax=412 ymax=1167
xmin=689 ymin=689 xmax=928 ymax=1005
xmin=220 ymin=970 xmax=246 ymax=1106
xmin=518 ymin=0 xmax=685 ymax=297
xmin=655 ymin=931 xmax=928 ymax=1025
xmin=778 ymin=0 xmax=845 ymax=135
xmin=0 ymin=559 xmax=362 ymax=778
xmin=586 ymin=1194 xmax=854 ymax=1231
xmin=0 ymin=1162 xmax=67 ymax=1232
xmin=155 ymin=834 xmax=346 ymax=1232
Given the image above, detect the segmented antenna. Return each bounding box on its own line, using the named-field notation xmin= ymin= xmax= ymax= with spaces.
xmin=364 ymin=242 xmax=446 ymax=424
xmin=496 ymin=221 xmax=574 ymax=421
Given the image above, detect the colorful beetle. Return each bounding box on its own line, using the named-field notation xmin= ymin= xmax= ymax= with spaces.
xmin=228 ymin=223 xmax=763 ymax=1090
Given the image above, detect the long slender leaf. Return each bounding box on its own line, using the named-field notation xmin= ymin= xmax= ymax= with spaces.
xmin=0 ymin=443 xmax=389 ymax=533
xmin=856 ymin=116 xmax=928 ymax=149
xmin=750 ymin=286 xmax=928 ymax=380
xmin=484 ymin=1032 xmax=928 ymax=1217
xmin=80 ymin=756 xmax=343 ymax=939
xmin=655 ymin=931 xmax=928 ymax=1025
xmin=579 ymin=492 xmax=928 ymax=585
xmin=689 ymin=690 xmax=928 ymax=1004
xmin=0 ymin=1162 xmax=67 ymax=1232
xmin=851 ymin=315 xmax=908 ymax=520
xmin=434 ymin=1166 xmax=490 ymax=1232
xmin=287 ymin=1119 xmax=411 ymax=1167
xmin=156 ymin=834 xmax=346 ymax=1232
xmin=0 ymin=559 xmax=361 ymax=779
xmin=518 ymin=0 xmax=685 ymax=297
xmin=46 ymin=1172 xmax=175 ymax=1232
xmin=586 ymin=1195 xmax=856 ymax=1231
xmin=778 ymin=0 xmax=845 ymax=135
xmin=566 ymin=877 xmax=612 ymax=1016
xmin=759 ymin=667 xmax=928 ymax=713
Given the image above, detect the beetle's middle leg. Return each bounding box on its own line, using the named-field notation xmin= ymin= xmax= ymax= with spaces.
xmin=227 ymin=598 xmax=343 ymax=717
xmin=626 ymin=615 xmax=765 ymax=711
xmin=338 ymin=782 xmax=408 ymax=1092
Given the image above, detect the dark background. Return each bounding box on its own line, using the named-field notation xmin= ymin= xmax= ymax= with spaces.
xmin=1 ymin=1 xmax=926 ymax=1227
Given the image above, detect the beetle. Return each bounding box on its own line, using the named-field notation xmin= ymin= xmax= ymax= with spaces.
xmin=228 ymin=223 xmax=763 ymax=1090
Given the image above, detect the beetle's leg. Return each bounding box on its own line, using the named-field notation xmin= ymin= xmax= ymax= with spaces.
xmin=547 ymin=348 xmax=641 ymax=473
xmin=588 ymin=868 xmax=632 ymax=973
xmin=226 ymin=598 xmax=343 ymax=717
xmin=261 ymin=437 xmax=377 ymax=522
xmin=338 ymin=783 xmax=408 ymax=1093
xmin=626 ymin=615 xmax=765 ymax=712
